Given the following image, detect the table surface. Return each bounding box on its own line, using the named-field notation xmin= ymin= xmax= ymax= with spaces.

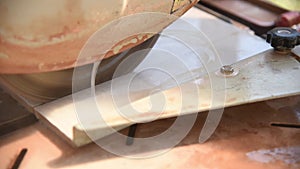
xmin=1 ymin=96 xmax=300 ymax=169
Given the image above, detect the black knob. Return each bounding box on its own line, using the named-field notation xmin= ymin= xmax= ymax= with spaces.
xmin=266 ymin=27 xmax=300 ymax=52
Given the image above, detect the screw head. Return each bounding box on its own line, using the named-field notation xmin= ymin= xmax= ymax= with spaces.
xmin=216 ymin=65 xmax=239 ymax=77
xmin=220 ymin=65 xmax=234 ymax=75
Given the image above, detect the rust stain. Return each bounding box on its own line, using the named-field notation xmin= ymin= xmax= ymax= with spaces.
xmin=258 ymin=62 xmax=265 ymax=68
xmin=136 ymin=111 xmax=162 ymax=118
xmin=272 ymin=68 xmax=282 ymax=74
xmin=200 ymin=103 xmax=210 ymax=107
xmin=226 ymin=98 xmax=237 ymax=103
xmin=104 ymin=33 xmax=154 ymax=58
xmin=168 ymin=97 xmax=176 ymax=103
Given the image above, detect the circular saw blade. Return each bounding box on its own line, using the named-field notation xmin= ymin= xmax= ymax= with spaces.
xmin=1 ymin=35 xmax=158 ymax=103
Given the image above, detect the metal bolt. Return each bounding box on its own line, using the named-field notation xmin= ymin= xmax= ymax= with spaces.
xmin=277 ymin=29 xmax=292 ymax=35
xmin=216 ymin=65 xmax=238 ymax=77
xmin=220 ymin=65 xmax=234 ymax=75
xmin=266 ymin=27 xmax=300 ymax=54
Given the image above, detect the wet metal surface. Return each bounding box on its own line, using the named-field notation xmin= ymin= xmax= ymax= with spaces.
xmin=0 ymin=98 xmax=299 ymax=169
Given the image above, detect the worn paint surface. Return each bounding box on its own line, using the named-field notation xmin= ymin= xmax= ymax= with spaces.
xmin=0 ymin=0 xmax=198 ymax=73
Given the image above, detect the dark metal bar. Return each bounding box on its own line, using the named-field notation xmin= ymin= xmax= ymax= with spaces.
xmin=11 ymin=148 xmax=27 ymax=169
xmin=270 ymin=122 xmax=300 ymax=129
xmin=126 ymin=124 xmax=138 ymax=145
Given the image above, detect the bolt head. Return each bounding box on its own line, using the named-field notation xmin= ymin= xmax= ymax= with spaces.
xmin=220 ymin=65 xmax=234 ymax=75
xmin=266 ymin=27 xmax=300 ymax=52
